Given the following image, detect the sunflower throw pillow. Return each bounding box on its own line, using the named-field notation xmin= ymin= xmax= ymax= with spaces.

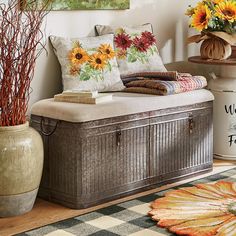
xmin=95 ymin=24 xmax=167 ymax=77
xmin=50 ymin=34 xmax=124 ymax=92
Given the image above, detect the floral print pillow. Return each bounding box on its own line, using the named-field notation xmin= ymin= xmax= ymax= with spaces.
xmin=114 ymin=30 xmax=157 ymax=63
xmin=50 ymin=34 xmax=124 ymax=92
xmin=95 ymin=24 xmax=167 ymax=77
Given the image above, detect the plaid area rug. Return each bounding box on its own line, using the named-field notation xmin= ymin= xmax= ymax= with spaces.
xmin=18 ymin=168 xmax=236 ymax=236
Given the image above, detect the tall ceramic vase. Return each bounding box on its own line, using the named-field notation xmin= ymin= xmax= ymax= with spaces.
xmin=0 ymin=122 xmax=43 ymax=217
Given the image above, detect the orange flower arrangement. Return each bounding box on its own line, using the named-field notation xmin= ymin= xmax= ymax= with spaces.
xmin=149 ymin=181 xmax=236 ymax=235
xmin=186 ymin=0 xmax=236 ymax=33
xmin=186 ymin=0 xmax=236 ymax=60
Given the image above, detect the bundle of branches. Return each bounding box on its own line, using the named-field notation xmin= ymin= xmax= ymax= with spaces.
xmin=0 ymin=0 xmax=50 ymax=126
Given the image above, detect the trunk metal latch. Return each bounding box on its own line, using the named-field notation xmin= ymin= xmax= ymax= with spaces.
xmin=188 ymin=113 xmax=194 ymax=134
xmin=116 ymin=128 xmax=122 ymax=147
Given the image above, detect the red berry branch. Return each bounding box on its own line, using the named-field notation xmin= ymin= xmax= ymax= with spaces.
xmin=0 ymin=0 xmax=50 ymax=126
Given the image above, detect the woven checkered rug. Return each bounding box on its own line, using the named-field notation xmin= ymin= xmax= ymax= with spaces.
xmin=18 ymin=168 xmax=236 ymax=236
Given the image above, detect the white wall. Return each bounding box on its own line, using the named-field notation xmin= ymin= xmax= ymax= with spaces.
xmin=30 ymin=0 xmax=219 ymax=109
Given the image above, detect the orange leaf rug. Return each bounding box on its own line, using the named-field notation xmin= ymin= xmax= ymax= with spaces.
xmin=14 ymin=168 xmax=236 ymax=236
xmin=149 ymin=181 xmax=236 ymax=236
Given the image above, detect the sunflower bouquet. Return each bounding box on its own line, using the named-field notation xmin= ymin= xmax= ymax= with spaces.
xmin=186 ymin=0 xmax=236 ymax=59
xmin=186 ymin=0 xmax=236 ymax=34
xmin=68 ymin=42 xmax=116 ymax=81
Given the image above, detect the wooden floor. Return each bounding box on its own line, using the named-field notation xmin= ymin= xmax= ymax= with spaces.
xmin=0 ymin=159 xmax=235 ymax=236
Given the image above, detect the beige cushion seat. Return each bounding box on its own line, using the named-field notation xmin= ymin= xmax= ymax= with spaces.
xmin=31 ymin=90 xmax=214 ymax=123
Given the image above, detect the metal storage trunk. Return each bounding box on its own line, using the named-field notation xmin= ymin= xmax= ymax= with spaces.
xmin=30 ymin=99 xmax=213 ymax=209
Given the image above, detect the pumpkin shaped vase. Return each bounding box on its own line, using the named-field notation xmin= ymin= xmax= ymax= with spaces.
xmin=200 ymin=37 xmax=232 ymax=60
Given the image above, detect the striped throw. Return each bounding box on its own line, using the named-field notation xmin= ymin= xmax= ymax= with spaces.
xmin=123 ymin=72 xmax=207 ymax=95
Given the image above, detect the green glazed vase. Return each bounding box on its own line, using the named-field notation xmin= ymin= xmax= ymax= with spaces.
xmin=0 ymin=122 xmax=43 ymax=217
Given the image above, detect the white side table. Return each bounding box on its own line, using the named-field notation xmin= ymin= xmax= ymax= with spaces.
xmin=189 ymin=56 xmax=236 ymax=160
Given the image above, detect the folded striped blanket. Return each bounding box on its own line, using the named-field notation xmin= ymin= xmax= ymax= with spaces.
xmin=123 ymin=71 xmax=207 ymax=96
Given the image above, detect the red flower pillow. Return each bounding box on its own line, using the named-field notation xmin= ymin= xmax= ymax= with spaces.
xmin=95 ymin=24 xmax=167 ymax=77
